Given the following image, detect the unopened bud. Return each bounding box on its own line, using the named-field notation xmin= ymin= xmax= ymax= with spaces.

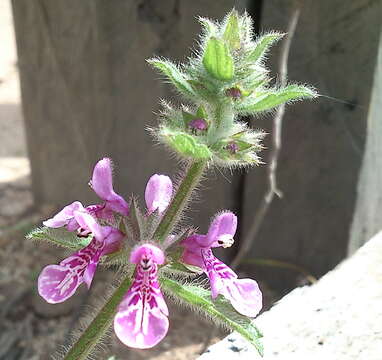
xmin=188 ymin=118 xmax=208 ymax=131
xmin=225 ymin=141 xmax=239 ymax=154
xmin=225 ymin=87 xmax=242 ymax=99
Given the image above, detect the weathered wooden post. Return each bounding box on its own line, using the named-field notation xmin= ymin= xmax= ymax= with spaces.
xmin=349 ymin=22 xmax=382 ymax=254
xmin=240 ymin=0 xmax=382 ymax=288
xmin=11 ymin=0 xmax=249 ymax=231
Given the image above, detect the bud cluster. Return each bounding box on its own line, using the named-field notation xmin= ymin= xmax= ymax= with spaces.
xmin=148 ymin=10 xmax=316 ymax=167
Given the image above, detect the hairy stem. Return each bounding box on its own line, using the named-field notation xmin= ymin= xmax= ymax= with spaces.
xmin=63 ymin=276 xmax=131 ymax=360
xmin=154 ymin=160 xmax=207 ymax=243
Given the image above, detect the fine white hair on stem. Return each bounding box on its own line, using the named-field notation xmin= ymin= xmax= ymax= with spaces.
xmin=231 ymin=1 xmax=303 ymax=270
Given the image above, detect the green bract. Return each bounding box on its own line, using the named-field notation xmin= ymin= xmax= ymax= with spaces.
xmin=148 ymin=10 xmax=317 ymax=167
xmin=203 ymin=37 xmax=235 ymax=81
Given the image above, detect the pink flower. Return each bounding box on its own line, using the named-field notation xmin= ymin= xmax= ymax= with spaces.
xmin=89 ymin=157 xmax=129 ymax=218
xmin=181 ymin=212 xmax=262 ymax=317
xmin=43 ymin=158 xmax=129 ymax=231
xmin=38 ymin=212 xmax=124 ymax=303
xmin=145 ymin=174 xmax=173 ymax=215
xmin=114 ymin=244 xmax=169 ymax=349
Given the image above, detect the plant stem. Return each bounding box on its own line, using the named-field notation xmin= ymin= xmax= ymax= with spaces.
xmin=63 ymin=276 xmax=131 ymax=360
xmin=154 ymin=160 xmax=207 ymax=243
xmin=63 ymin=160 xmax=206 ymax=359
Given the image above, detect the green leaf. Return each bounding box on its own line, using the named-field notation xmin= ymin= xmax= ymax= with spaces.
xmin=235 ymin=140 xmax=253 ymax=152
xmin=223 ymin=10 xmax=241 ymax=50
xmin=27 ymin=226 xmax=91 ymax=251
xmin=161 ymin=277 xmax=264 ymax=356
xmin=147 ymin=59 xmax=195 ymax=98
xmin=247 ymin=32 xmax=284 ymax=63
xmin=196 ymin=105 xmax=208 ymax=119
xmin=168 ymin=133 xmax=212 ymax=159
xmin=237 ymin=85 xmax=317 ymax=113
xmin=203 ymin=37 xmax=234 ymax=81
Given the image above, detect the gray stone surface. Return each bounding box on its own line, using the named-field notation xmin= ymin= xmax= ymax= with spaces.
xmin=349 ymin=16 xmax=382 ymax=254
xmin=199 ymin=231 xmax=382 ymax=359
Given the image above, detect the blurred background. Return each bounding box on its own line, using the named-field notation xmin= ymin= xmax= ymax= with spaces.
xmin=1 ymin=0 xmax=381 ymax=359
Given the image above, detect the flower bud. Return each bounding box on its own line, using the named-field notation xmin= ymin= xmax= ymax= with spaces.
xmin=225 ymin=141 xmax=239 ymax=154
xmin=188 ymin=118 xmax=208 ymax=131
xmin=225 ymin=87 xmax=242 ymax=99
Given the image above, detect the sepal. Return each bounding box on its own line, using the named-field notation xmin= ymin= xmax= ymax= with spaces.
xmin=236 ymin=84 xmax=318 ymax=114
xmin=203 ymin=37 xmax=234 ymax=81
xmin=160 ymin=128 xmax=212 ymax=160
xmin=147 ymin=59 xmax=196 ymax=99
xmin=246 ymin=32 xmax=284 ymax=63
xmin=223 ymin=10 xmax=241 ymax=50
xmin=27 ymin=226 xmax=91 ymax=251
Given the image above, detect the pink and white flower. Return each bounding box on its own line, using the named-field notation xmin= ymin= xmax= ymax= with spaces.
xmin=114 ymin=244 xmax=169 ymax=349
xmin=43 ymin=158 xmax=129 ymax=232
xmin=38 ymin=211 xmax=124 ymax=303
xmin=145 ymin=174 xmax=173 ymax=215
xmin=181 ymin=211 xmax=262 ymax=317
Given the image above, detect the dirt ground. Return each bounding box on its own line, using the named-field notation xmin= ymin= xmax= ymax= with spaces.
xmin=0 ymin=2 xmax=281 ymax=359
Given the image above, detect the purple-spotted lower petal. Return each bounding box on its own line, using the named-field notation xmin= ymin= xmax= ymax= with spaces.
xmin=202 ymin=249 xmax=262 ymax=317
xmin=145 ymin=174 xmax=173 ymax=215
xmin=38 ymin=264 xmax=81 ymax=304
xmin=90 ymin=158 xmax=129 ymax=216
xmin=38 ymin=239 xmax=104 ymax=303
xmin=114 ymin=290 xmax=169 ymax=349
xmin=227 ymin=278 xmax=262 ymax=318
xmin=114 ymin=244 xmax=168 ymax=349
xmin=43 ymin=201 xmax=85 ymax=229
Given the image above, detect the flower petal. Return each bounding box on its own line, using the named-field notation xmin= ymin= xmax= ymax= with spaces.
xmin=114 ymin=245 xmax=168 ymax=349
xmin=74 ymin=211 xmax=104 ymax=240
xmin=145 ymin=174 xmax=173 ymax=215
xmin=91 ymin=158 xmax=129 ymax=216
xmin=114 ymin=296 xmax=169 ymax=349
xmin=227 ymin=278 xmax=263 ymax=318
xmin=91 ymin=158 xmax=114 ymax=200
xmin=207 ymin=212 xmax=237 ymax=247
xmin=38 ymin=264 xmax=81 ymax=304
xmin=43 ymin=201 xmax=85 ymax=229
xmin=181 ymin=234 xmax=208 ymax=249
xmin=202 ymin=249 xmax=262 ymax=317
xmin=181 ymin=248 xmax=205 ymax=269
xmin=86 ymin=204 xmax=114 ymax=222
xmin=101 ymin=227 xmax=124 ymax=256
